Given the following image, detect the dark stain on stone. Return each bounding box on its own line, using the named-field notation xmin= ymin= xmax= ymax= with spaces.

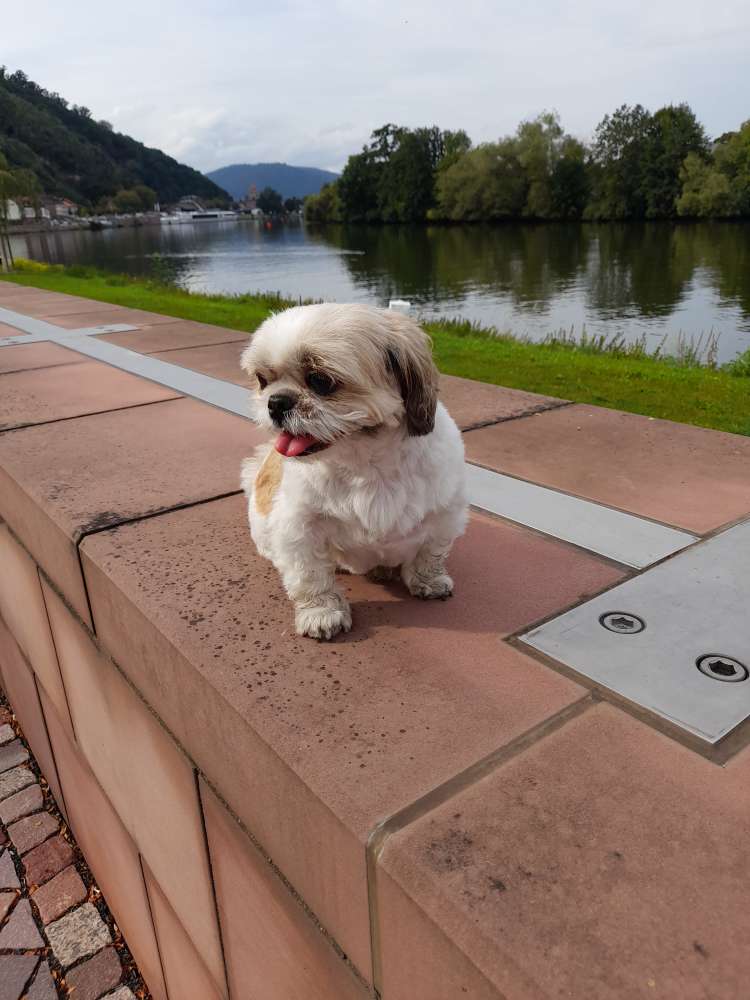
xmin=426 ymin=828 xmax=475 ymax=873
xmin=488 ymin=877 xmax=507 ymax=893
xmin=693 ymin=941 xmax=709 ymax=959
xmin=77 ymin=510 xmax=127 ymax=537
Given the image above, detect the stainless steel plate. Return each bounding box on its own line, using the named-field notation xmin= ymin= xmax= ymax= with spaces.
xmin=520 ymin=521 xmax=750 ymax=744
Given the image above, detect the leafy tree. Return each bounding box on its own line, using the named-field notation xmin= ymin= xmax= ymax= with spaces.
xmin=436 ymin=140 xmax=527 ymax=220
xmin=337 ymin=125 xmax=474 ymax=223
xmin=586 ymin=104 xmax=653 ymax=219
xmin=436 ymin=129 xmax=471 ymax=173
xmin=377 ymin=130 xmax=436 ymax=221
xmin=516 ymin=112 xmax=565 ymax=217
xmin=113 ymin=188 xmax=142 ymax=214
xmin=257 ymin=186 xmax=283 ymax=214
xmin=677 ymin=154 xmax=733 ymax=217
xmin=283 ymin=196 xmax=302 ymax=213
xmin=550 ymin=137 xmax=589 ymax=218
xmin=304 ymin=183 xmax=342 ymax=223
xmin=133 ymin=184 xmax=157 ymax=211
xmin=642 ymin=104 xmax=709 ymax=217
xmin=677 ymin=121 xmax=750 ymax=217
xmin=338 ymin=148 xmax=382 ymax=221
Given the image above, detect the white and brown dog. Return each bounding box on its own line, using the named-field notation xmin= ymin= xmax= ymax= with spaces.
xmin=240 ymin=303 xmax=467 ymax=639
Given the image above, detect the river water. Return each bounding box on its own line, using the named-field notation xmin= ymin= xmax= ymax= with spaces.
xmin=12 ymin=219 xmax=750 ymax=364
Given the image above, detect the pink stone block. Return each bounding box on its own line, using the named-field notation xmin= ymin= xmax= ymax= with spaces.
xmin=0 ymin=360 xmax=179 ymax=431
xmin=201 ymin=779 xmax=369 ymax=1000
xmin=143 ymin=864 xmax=226 ymax=1000
xmin=81 ymin=495 xmax=612 ymax=976
xmin=464 ymin=403 xmax=750 ymax=533
xmin=378 ymin=705 xmax=750 ymax=999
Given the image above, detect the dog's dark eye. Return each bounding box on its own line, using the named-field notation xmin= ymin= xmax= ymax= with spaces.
xmin=256 ymin=373 xmax=268 ymax=390
xmin=305 ymin=371 xmax=337 ymax=395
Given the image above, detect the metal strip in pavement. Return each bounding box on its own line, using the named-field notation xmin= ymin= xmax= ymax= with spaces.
xmin=0 ymin=306 xmax=138 ymax=346
xmin=465 ymin=463 xmax=696 ymax=568
xmin=519 ymin=520 xmax=750 ymax=744
xmin=0 ymin=305 xmax=699 ymax=569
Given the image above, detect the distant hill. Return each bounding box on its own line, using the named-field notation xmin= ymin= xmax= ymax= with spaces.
xmin=206 ymin=162 xmax=339 ymax=201
xmin=0 ymin=68 xmax=229 ymax=206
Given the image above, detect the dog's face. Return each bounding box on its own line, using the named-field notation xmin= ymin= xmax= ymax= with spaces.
xmin=241 ymin=303 xmax=438 ymax=458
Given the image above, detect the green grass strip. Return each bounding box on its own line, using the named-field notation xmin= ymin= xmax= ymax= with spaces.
xmin=3 ymin=261 xmax=749 ymax=436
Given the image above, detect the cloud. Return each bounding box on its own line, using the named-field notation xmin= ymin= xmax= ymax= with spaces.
xmin=4 ymin=0 xmax=750 ymax=173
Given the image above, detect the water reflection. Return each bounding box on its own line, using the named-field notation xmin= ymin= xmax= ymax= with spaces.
xmin=11 ymin=218 xmax=750 ymax=362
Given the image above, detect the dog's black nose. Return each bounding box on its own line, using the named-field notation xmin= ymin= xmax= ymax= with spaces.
xmin=268 ymin=392 xmax=297 ymax=425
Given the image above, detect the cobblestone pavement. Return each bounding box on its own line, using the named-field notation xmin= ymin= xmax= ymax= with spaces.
xmin=0 ymin=693 xmax=148 ymax=1000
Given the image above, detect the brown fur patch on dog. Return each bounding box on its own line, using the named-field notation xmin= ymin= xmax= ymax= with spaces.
xmin=255 ymin=448 xmax=282 ymax=516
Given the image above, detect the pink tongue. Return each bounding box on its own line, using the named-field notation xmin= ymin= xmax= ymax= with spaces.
xmin=275 ymin=431 xmax=319 ymax=457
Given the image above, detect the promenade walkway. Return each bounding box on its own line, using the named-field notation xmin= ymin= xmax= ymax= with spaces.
xmin=0 ymin=279 xmax=748 ymax=999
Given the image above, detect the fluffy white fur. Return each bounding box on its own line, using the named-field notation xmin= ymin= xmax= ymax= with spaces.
xmin=240 ymin=303 xmax=467 ymax=639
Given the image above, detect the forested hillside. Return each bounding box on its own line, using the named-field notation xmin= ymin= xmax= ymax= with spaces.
xmin=0 ymin=69 xmax=228 ymax=208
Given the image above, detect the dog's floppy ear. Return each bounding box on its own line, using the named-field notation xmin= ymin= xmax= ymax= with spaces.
xmin=385 ymin=322 xmax=439 ymax=436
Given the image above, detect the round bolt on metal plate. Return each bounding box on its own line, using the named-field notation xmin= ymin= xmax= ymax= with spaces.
xmin=696 ymin=655 xmax=748 ymax=683
xmin=599 ymin=612 xmax=646 ymax=635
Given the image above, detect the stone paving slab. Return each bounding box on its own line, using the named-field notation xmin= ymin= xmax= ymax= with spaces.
xmin=0 ymin=954 xmax=38 ymax=1000
xmin=0 ymin=851 xmax=20 ymax=890
xmin=23 ymin=838 xmax=74 ymax=889
xmin=379 ymin=704 xmax=750 ymax=1000
xmin=464 ymin=403 xmax=750 ymax=533
xmin=36 ymin=307 xmax=184 ymax=329
xmin=46 ymin=903 xmax=111 ymax=967
xmin=0 ymin=395 xmax=265 ymax=624
xmin=0 ymin=742 xmax=29 ymax=775
xmin=0 ymin=898 xmax=44 ymax=948
xmin=94 ymin=319 xmax=251 ymax=353
xmin=0 ymin=360 xmax=181 ymax=432
xmin=31 ymin=866 xmax=86 ymax=925
xmin=81 ymin=497 xmax=620 ymax=972
xmin=26 ymin=961 xmax=56 ymax=1000
xmin=0 ymin=768 xmax=35 ymax=802
xmin=0 ymin=785 xmax=43 ymax=826
xmin=7 ymin=812 xmax=57 ymax=855
xmin=64 ymin=945 xmax=122 ymax=1000
xmin=0 ymin=893 xmax=16 ymax=922
xmin=0 ymin=342 xmax=87 ymax=375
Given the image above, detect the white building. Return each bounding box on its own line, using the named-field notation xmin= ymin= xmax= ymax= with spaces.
xmin=3 ymin=200 xmax=21 ymax=222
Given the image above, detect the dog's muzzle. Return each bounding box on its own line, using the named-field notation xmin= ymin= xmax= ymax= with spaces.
xmin=268 ymin=392 xmax=297 ymax=427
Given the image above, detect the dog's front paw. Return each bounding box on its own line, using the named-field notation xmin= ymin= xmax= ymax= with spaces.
xmin=295 ymin=598 xmax=352 ymax=640
xmin=404 ymin=571 xmax=454 ymax=600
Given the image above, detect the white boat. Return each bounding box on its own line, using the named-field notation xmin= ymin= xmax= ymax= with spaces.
xmin=160 ymin=210 xmax=239 ymax=224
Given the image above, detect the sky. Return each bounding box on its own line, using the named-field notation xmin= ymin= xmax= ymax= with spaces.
xmin=5 ymin=0 xmax=749 ymax=175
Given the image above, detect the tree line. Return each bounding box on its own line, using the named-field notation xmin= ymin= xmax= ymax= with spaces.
xmin=305 ymin=107 xmax=750 ymax=224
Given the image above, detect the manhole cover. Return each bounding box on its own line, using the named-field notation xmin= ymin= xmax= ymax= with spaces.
xmin=696 ymin=655 xmax=748 ymax=683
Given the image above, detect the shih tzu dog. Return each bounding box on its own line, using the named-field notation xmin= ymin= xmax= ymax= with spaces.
xmin=240 ymin=303 xmax=467 ymax=639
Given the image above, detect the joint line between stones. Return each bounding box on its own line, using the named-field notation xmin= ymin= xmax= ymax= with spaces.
xmin=363 ymin=694 xmax=594 ymax=994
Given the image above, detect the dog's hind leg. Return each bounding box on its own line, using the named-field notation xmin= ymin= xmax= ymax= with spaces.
xmin=401 ymin=506 xmax=466 ymax=600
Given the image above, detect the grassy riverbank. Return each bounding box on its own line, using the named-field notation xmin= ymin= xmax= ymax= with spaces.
xmin=3 ymin=261 xmax=749 ymax=435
